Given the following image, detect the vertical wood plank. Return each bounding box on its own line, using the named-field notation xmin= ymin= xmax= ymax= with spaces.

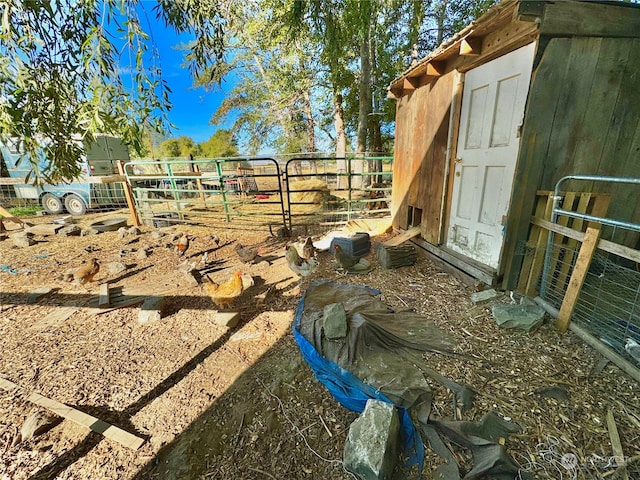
xmin=117 ymin=161 xmax=141 ymax=227
xmin=547 ymin=192 xmax=576 ymax=292
xmin=556 ymin=224 xmax=602 ymax=332
xmin=541 ymin=37 xmax=601 ymax=185
xmin=502 ymin=38 xmax=572 ymax=290
xmin=554 ymin=192 xmax=591 ymax=293
xmin=517 ymin=192 xmax=550 ymax=292
xmin=99 ymin=283 xmax=110 ymax=307
xmin=525 ymin=193 xmax=554 ymax=296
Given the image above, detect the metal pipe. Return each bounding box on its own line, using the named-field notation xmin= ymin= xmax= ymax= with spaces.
xmin=541 ymin=175 xmax=640 ymax=296
xmin=533 ymin=297 xmax=640 ymax=384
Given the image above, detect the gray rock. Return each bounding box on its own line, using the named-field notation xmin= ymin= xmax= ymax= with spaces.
xmin=138 ymin=296 xmax=164 ymax=324
xmin=344 ymin=400 xmax=400 ymax=480
xmin=12 ymin=231 xmax=36 ymax=247
xmin=323 ymin=303 xmax=348 ymax=339
xmin=136 ymin=248 xmax=150 ymax=260
xmin=107 ymin=262 xmax=127 ymax=275
xmin=492 ymin=303 xmax=546 ymax=332
xmin=81 ymin=228 xmax=100 ymax=236
xmin=57 ymin=225 xmax=81 ymax=236
xmin=150 ymin=231 xmax=164 ymax=241
xmin=117 ymin=227 xmax=128 ymax=239
xmin=128 ymin=226 xmax=141 ymax=236
xmin=471 ymin=288 xmax=499 ymax=305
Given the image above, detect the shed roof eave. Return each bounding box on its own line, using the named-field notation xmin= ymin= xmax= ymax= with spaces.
xmin=389 ymin=0 xmax=521 ymax=92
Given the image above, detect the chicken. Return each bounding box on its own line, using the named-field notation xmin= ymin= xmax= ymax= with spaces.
xmin=235 ymin=244 xmax=262 ymax=263
xmin=625 ymin=338 xmax=640 ymax=365
xmin=333 ymin=244 xmax=371 ymax=273
xmin=204 ymin=270 xmax=245 ymax=309
xmin=72 ymin=258 xmax=100 ymax=286
xmin=173 ymin=233 xmax=193 ymax=257
xmin=285 ymin=245 xmax=318 ymax=277
xmin=302 ymin=237 xmax=315 ymax=260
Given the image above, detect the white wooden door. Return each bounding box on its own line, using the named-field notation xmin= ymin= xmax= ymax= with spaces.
xmin=447 ymin=43 xmax=536 ymax=269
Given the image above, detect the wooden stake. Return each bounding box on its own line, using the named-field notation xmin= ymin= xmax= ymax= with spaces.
xmin=116 ymin=160 xmax=141 ymax=227
xmin=556 ymin=224 xmax=601 ymax=332
xmin=606 ymin=408 xmax=629 ymax=480
xmin=98 ymin=283 xmax=110 ymax=307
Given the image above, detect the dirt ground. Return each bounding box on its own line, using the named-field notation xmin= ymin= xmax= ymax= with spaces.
xmin=1 ymin=209 xmax=638 ymax=480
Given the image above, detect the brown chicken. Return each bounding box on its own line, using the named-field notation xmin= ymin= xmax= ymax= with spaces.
xmin=302 ymin=237 xmax=315 ymax=260
xmin=204 ymin=270 xmax=244 ymax=309
xmin=235 ymin=244 xmax=262 ymax=263
xmin=173 ymin=233 xmax=193 ymax=257
xmin=73 ymin=258 xmax=100 ymax=286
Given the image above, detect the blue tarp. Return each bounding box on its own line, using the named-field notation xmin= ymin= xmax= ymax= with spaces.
xmin=292 ymin=281 xmax=425 ymax=475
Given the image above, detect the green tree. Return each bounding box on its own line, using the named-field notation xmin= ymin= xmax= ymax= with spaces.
xmin=0 ymin=0 xmax=225 ymax=182
xmin=198 ymin=130 xmax=239 ymax=158
xmin=159 ymin=136 xmax=198 ymax=158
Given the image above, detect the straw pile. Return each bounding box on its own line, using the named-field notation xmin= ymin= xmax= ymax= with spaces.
xmin=289 ymin=180 xmax=330 ymax=204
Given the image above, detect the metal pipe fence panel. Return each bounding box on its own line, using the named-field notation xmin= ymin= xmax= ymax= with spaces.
xmin=533 ymin=175 xmax=640 ymax=366
xmin=123 ymin=157 xmax=288 ymax=232
xmin=284 ymin=155 xmax=393 ymax=233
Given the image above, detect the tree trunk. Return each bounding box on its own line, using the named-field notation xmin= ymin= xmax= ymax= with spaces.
xmin=355 ymin=12 xmax=372 ymax=189
xmin=302 ymin=88 xmax=317 ymax=174
xmin=334 ymin=92 xmax=347 ymax=189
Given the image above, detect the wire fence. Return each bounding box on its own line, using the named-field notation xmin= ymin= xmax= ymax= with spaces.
xmin=284 ymin=155 xmax=392 ymax=234
xmin=529 ymin=241 xmax=640 ymax=360
xmin=122 ymin=155 xmax=393 ymax=235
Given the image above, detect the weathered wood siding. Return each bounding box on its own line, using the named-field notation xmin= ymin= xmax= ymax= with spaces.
xmin=503 ymin=36 xmax=640 ymax=288
xmin=391 ymin=72 xmax=454 ymax=243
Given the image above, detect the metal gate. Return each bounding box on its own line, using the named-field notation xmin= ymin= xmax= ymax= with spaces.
xmin=122 ymin=154 xmax=393 ymax=235
xmin=538 ymin=175 xmax=640 ymax=362
xmin=284 ymin=155 xmax=392 ymax=232
xmin=123 ymin=157 xmax=288 ymax=232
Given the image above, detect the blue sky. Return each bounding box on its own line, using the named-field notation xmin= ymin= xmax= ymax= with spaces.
xmin=136 ymin=8 xmax=232 ymax=144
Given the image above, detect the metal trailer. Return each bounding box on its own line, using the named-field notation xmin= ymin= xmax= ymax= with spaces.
xmin=0 ymin=135 xmax=129 ymax=215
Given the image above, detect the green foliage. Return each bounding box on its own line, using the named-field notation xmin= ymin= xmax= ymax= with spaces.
xmin=199 ymin=130 xmax=239 ymax=158
xmin=0 ymin=0 xmax=224 ymax=182
xmin=158 ymin=136 xmax=198 ymax=158
xmin=8 ymin=205 xmax=43 ymax=217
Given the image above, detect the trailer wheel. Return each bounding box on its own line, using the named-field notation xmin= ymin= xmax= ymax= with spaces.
xmin=41 ymin=193 xmax=64 ymax=214
xmin=64 ymin=194 xmax=87 ymax=216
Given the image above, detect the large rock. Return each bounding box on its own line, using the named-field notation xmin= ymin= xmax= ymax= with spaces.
xmin=344 ymin=400 xmax=400 ymax=480
xmin=107 ymin=262 xmax=127 ymax=275
xmin=57 ymin=225 xmax=81 ymax=236
xmin=138 ymin=296 xmax=164 ymax=324
xmin=12 ymin=231 xmax=36 ymax=247
xmin=492 ymin=302 xmax=546 ymax=332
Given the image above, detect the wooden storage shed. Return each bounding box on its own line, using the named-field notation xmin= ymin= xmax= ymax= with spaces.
xmin=389 ymin=0 xmax=640 ymax=288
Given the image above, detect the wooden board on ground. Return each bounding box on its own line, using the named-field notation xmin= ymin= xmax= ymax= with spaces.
xmin=98 ymin=283 xmax=110 ymax=307
xmin=25 ymin=224 xmax=63 ymax=236
xmin=215 ymin=311 xmax=240 ymax=328
xmin=31 ymin=305 xmax=79 ymax=330
xmin=0 ymin=376 xmax=145 ymax=450
xmin=384 ymin=226 xmax=421 ymax=247
xmin=342 ymin=218 xmax=392 ymax=237
xmin=86 ymin=283 xmax=176 ymax=315
xmin=0 ymin=205 xmax=24 ymax=227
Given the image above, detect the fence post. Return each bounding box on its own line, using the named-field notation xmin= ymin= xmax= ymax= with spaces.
xmin=117 ymin=161 xmax=141 ymax=227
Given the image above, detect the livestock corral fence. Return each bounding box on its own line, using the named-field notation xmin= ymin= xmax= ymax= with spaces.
xmin=517 ymin=176 xmax=640 ymax=379
xmin=122 ymin=154 xmax=392 ymax=235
